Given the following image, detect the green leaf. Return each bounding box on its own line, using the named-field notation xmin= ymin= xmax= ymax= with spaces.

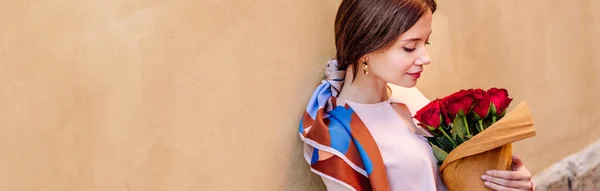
xmin=435 ymin=136 xmax=452 ymax=152
xmin=483 ymin=118 xmax=493 ymax=128
xmin=490 ymin=103 xmax=497 ymax=116
xmin=452 ymin=116 xmax=466 ymax=140
xmin=473 ymin=113 xmax=481 ymax=120
xmin=465 ymin=134 xmax=473 ymax=139
xmin=431 ymin=144 xmax=449 ymax=163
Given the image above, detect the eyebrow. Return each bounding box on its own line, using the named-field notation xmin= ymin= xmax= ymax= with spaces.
xmin=401 ymin=31 xmax=433 ymax=42
xmin=401 ymin=38 xmax=422 ymax=42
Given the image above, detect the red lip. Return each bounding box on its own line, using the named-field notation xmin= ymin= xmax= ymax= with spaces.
xmin=408 ymin=71 xmax=422 ymax=79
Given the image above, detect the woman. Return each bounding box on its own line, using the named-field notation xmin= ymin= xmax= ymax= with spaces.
xmin=298 ymin=0 xmax=534 ymax=190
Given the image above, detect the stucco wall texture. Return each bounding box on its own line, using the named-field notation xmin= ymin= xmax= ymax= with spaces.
xmin=1 ymin=0 xmax=599 ymax=190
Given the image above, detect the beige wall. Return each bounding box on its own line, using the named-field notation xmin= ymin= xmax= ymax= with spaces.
xmin=0 ymin=0 xmax=598 ymax=190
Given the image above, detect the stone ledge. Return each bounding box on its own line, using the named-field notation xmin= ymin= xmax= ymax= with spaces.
xmin=532 ymin=139 xmax=600 ymax=191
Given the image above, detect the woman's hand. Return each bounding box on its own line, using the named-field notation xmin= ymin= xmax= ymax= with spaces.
xmin=481 ymin=155 xmax=534 ymax=191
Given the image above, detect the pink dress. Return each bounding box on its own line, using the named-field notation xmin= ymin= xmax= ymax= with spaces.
xmin=312 ymin=86 xmax=448 ymax=191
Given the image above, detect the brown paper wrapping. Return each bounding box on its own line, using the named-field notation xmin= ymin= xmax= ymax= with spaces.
xmin=439 ymin=101 xmax=536 ymax=191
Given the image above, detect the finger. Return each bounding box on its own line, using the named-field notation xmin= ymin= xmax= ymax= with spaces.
xmin=487 ymin=170 xmax=531 ymax=180
xmin=482 ymin=175 xmax=532 ymax=189
xmin=483 ymin=181 xmax=525 ymax=191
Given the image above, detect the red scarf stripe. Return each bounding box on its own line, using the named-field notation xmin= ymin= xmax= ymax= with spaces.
xmin=348 ymin=112 xmax=391 ymax=191
xmin=345 ymin=137 xmax=367 ymax=170
xmin=312 ymin=155 xmax=372 ymax=191
xmin=303 ymin=109 xmax=331 ymax=146
xmin=301 ymin=111 xmax=315 ymax=133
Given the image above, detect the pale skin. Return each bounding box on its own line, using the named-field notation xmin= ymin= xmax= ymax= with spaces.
xmin=337 ymin=10 xmax=533 ymax=191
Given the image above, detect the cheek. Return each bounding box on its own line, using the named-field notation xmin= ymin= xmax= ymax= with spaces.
xmin=384 ymin=51 xmax=414 ymax=73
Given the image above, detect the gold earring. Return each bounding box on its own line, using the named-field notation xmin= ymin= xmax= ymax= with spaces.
xmin=363 ymin=61 xmax=369 ymax=75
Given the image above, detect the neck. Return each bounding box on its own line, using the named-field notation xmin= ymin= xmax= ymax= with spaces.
xmin=338 ymin=65 xmax=390 ymax=104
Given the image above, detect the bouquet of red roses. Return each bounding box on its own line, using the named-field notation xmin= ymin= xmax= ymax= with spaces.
xmin=414 ymin=88 xmax=536 ymax=191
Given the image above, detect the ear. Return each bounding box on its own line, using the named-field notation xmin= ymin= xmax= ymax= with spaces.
xmin=359 ymin=55 xmax=370 ymax=63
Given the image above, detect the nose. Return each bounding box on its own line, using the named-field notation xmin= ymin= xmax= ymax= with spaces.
xmin=415 ymin=48 xmax=431 ymax=66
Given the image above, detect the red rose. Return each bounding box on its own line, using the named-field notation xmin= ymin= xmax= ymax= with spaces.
xmin=443 ymin=91 xmax=474 ymax=117
xmin=470 ymin=88 xmax=485 ymax=100
xmin=472 ymin=92 xmax=492 ymax=120
xmin=441 ymin=104 xmax=453 ymax=126
xmin=487 ymin=88 xmax=513 ymax=116
xmin=442 ymin=89 xmax=471 ymax=101
xmin=414 ymin=99 xmax=443 ymax=131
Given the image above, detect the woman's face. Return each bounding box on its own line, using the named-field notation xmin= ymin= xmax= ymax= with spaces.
xmin=363 ymin=10 xmax=433 ymax=88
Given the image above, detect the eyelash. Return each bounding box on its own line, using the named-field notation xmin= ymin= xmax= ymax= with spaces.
xmin=404 ymin=42 xmax=431 ymax=52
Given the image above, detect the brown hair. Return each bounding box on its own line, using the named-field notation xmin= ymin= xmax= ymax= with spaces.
xmin=334 ymin=0 xmax=437 ymax=81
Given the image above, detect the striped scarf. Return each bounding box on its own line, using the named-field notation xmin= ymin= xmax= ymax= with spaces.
xmin=299 ymin=58 xmax=391 ymax=191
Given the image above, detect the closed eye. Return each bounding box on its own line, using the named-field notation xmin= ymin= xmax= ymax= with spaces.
xmin=404 ymin=47 xmax=416 ymax=52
